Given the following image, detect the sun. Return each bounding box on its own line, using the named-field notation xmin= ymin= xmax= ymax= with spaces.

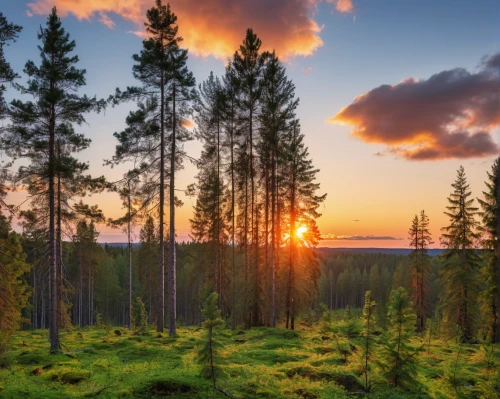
xmin=296 ymin=226 xmax=307 ymax=239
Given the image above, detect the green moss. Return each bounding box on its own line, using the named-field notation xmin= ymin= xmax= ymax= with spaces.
xmin=1 ymin=327 xmax=498 ymax=399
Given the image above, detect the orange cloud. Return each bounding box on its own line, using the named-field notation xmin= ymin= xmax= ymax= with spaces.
xmin=327 ymin=0 xmax=354 ymax=13
xmin=329 ymin=53 xmax=500 ymax=160
xmin=26 ymin=0 xmax=352 ymax=59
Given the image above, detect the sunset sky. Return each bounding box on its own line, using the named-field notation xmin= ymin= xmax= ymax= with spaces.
xmin=1 ymin=0 xmax=499 ymax=248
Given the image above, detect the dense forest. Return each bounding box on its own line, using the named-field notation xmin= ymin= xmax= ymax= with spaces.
xmin=0 ymin=1 xmax=499 ymax=398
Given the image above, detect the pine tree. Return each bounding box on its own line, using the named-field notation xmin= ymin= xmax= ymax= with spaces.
xmin=198 ymin=292 xmax=225 ymax=387
xmin=478 ymin=158 xmax=500 ymax=342
xmin=221 ymin=64 xmax=240 ymax=329
xmin=108 ymin=0 xmax=195 ymax=335
xmin=259 ymin=51 xmax=298 ymax=327
xmin=4 ymin=8 xmax=101 ymax=352
xmin=192 ymin=72 xmax=229 ymax=314
xmin=163 ymin=7 xmax=196 ymax=337
xmin=380 ymin=287 xmax=418 ymax=388
xmin=232 ymin=29 xmax=266 ymax=327
xmin=440 ymin=166 xmax=481 ymax=342
xmin=282 ymin=120 xmax=325 ymax=329
xmin=408 ymin=211 xmax=433 ymax=332
xmin=361 ymin=290 xmax=377 ymax=392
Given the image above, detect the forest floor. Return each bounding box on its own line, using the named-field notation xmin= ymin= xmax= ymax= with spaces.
xmin=0 ymin=324 xmax=499 ymax=398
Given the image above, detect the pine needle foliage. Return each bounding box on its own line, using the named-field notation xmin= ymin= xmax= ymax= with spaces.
xmin=0 ymin=12 xmax=22 ymax=119
xmin=198 ymin=292 xmax=225 ymax=386
xmin=379 ymin=287 xmax=419 ymax=388
xmin=361 ymin=290 xmax=377 ymax=392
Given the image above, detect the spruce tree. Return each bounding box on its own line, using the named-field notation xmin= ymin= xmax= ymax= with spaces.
xmin=380 ymin=287 xmax=418 ymax=388
xmin=361 ymin=290 xmax=377 ymax=392
xmin=478 ymin=158 xmax=500 ymax=342
xmin=4 ymin=8 xmax=100 ymax=352
xmin=440 ymin=166 xmax=481 ymax=342
xmin=198 ymin=292 xmax=225 ymax=388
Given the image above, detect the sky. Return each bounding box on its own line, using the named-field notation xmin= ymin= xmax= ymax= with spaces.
xmin=1 ymin=0 xmax=499 ymax=248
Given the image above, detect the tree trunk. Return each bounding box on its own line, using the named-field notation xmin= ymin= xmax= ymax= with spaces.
xmin=48 ymin=63 xmax=59 ymax=352
xmin=157 ymin=66 xmax=165 ymax=333
xmin=128 ymin=182 xmax=132 ymax=330
xmin=230 ymin=115 xmax=236 ymax=330
xmin=271 ymin=151 xmax=276 ymax=327
xmin=167 ymin=82 xmax=177 ymax=336
xmin=56 ymin=142 xmax=63 ymax=329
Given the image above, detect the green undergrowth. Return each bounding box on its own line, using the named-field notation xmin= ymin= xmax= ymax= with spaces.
xmin=0 ymin=325 xmax=498 ymax=398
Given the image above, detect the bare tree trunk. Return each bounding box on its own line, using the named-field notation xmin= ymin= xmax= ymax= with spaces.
xmin=157 ymin=67 xmax=165 ymax=333
xmin=271 ymin=151 xmax=276 ymax=327
xmin=216 ymin=117 xmax=221 ymax=310
xmin=48 ymin=64 xmax=59 ymax=352
xmin=244 ymin=166 xmax=249 ymax=329
xmin=56 ymin=142 xmax=63 ymax=329
xmin=79 ymin=242 xmax=83 ymax=327
xmin=33 ymin=259 xmax=37 ymax=330
xmin=149 ymin=239 xmax=152 ymax=325
xmin=249 ymin=105 xmax=257 ymax=328
xmin=128 ymin=181 xmax=132 ymax=330
xmin=230 ymin=116 xmax=236 ymax=330
xmin=167 ymin=82 xmax=177 ymax=336
xmin=264 ymin=163 xmax=269 ymax=324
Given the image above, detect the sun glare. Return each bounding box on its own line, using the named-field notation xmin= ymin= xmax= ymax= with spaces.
xmin=296 ymin=226 xmax=307 ymax=239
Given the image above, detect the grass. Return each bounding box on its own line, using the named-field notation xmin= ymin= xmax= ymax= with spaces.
xmin=0 ymin=325 xmax=498 ymax=398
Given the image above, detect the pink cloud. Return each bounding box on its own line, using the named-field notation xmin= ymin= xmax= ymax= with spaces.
xmin=329 ymin=53 xmax=500 ymax=160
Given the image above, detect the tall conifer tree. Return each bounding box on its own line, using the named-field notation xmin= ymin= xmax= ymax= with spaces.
xmin=282 ymin=120 xmax=325 ymax=329
xmin=232 ymin=30 xmax=266 ymax=327
xmin=4 ymin=8 xmax=100 ymax=352
xmin=192 ymin=72 xmax=228 ymax=312
xmin=478 ymin=158 xmax=500 ymax=342
xmin=109 ymin=0 xmax=195 ymax=334
xmin=380 ymin=287 xmax=418 ymax=388
xmin=259 ymin=52 xmax=298 ymax=327
xmin=440 ymin=166 xmax=481 ymax=342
